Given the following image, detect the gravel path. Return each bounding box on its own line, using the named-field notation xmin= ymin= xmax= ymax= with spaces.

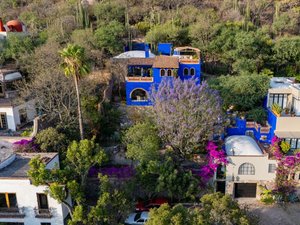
xmin=238 ymin=199 xmax=300 ymax=225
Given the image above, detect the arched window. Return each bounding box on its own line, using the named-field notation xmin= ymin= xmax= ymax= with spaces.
xmin=190 ymin=68 xmax=195 ymax=76
xmin=167 ymin=69 xmax=172 ymax=76
xmin=160 ymin=69 xmax=166 ymax=76
xmin=131 ymin=89 xmax=148 ymax=101
xmin=238 ymin=163 xmax=255 ymax=175
xmin=183 ymin=68 xmax=189 ymax=76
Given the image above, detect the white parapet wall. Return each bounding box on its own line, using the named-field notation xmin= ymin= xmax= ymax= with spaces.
xmin=0 ymin=179 xmax=66 ymax=225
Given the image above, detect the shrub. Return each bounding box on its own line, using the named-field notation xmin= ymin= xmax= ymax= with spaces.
xmin=13 ymin=139 xmax=38 ymax=152
xmin=272 ymin=103 xmax=282 ymax=116
xmin=280 ymin=141 xmax=290 ymax=154
xmin=35 ymin=127 xmax=67 ymax=152
xmin=247 ymin=107 xmax=267 ymax=125
xmin=259 ymin=186 xmax=275 ymax=205
xmin=21 ymin=127 xmax=33 ymax=137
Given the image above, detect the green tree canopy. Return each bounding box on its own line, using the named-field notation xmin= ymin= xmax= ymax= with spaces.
xmin=123 ymin=121 xmax=161 ymax=163
xmin=146 ymin=193 xmax=253 ymax=225
xmin=136 ymin=157 xmax=199 ymax=201
xmin=210 ymin=71 xmax=271 ymax=111
xmin=94 ymin=20 xmax=125 ymax=55
xmin=65 ymin=139 xmax=107 ymax=187
xmin=87 ymin=175 xmax=133 ymax=225
xmin=35 ymin=127 xmax=68 ymax=153
xmin=273 ymin=36 xmax=300 ymax=76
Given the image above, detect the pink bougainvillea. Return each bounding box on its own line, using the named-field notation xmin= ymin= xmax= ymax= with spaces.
xmin=194 ymin=141 xmax=228 ymax=184
xmin=13 ymin=138 xmax=38 ymax=152
xmin=271 ymin=136 xmax=300 ymax=196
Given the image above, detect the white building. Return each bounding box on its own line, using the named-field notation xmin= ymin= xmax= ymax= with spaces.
xmin=215 ymin=135 xmax=277 ymax=198
xmin=0 ymin=68 xmax=36 ymax=131
xmin=0 ymin=144 xmax=70 ymax=225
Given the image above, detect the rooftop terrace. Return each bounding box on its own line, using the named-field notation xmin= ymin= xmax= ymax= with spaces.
xmin=0 ymin=152 xmax=57 ymax=179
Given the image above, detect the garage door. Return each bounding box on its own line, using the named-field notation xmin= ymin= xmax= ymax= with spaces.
xmin=234 ymin=183 xmax=257 ymax=198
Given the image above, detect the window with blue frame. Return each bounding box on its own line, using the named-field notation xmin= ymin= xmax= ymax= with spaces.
xmin=167 ymin=69 xmax=172 ymax=76
xmin=160 ymin=69 xmax=166 ymax=76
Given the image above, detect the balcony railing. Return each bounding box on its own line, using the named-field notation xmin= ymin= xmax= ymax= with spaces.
xmin=0 ymin=207 xmax=25 ymax=218
xmin=34 ymin=207 xmax=53 ymax=218
xmin=260 ymin=126 xmax=271 ymax=133
xmin=179 ymin=58 xmax=200 ymax=64
xmin=246 ymin=121 xmax=255 ymax=128
xmin=126 ymin=77 xmax=153 ymax=82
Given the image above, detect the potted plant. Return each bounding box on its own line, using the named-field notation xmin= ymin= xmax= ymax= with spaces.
xmin=291 ymin=110 xmax=296 ymax=117
xmin=284 ymin=107 xmax=290 ymax=115
xmin=280 ymin=141 xmax=290 ymax=154
xmin=272 ymin=103 xmax=282 ymax=117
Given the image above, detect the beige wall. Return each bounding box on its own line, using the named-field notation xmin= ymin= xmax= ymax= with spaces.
xmin=276 ymin=117 xmax=300 ymax=134
xmin=226 ymin=155 xmax=277 ymax=182
xmin=222 ymin=155 xmax=277 ymax=198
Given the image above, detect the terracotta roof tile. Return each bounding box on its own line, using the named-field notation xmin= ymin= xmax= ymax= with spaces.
xmin=127 ymin=58 xmax=154 ymax=66
xmin=153 ymin=56 xmax=179 ymax=68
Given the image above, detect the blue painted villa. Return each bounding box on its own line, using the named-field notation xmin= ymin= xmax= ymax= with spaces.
xmin=114 ymin=43 xmax=201 ymax=106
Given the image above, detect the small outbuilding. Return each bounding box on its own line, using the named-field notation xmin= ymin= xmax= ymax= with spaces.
xmin=215 ymin=135 xmax=277 ymax=198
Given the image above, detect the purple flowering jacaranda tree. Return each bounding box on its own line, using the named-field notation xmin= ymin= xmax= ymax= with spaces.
xmin=151 ymin=78 xmax=223 ymax=158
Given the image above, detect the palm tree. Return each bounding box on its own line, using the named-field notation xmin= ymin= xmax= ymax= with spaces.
xmin=60 ymin=44 xmax=90 ymax=140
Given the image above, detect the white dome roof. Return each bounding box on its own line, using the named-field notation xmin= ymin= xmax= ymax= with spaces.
xmin=114 ymin=50 xmax=155 ymax=59
xmin=225 ymin=135 xmax=263 ymax=156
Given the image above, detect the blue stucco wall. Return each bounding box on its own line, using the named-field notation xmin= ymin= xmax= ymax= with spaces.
xmin=178 ymin=62 xmax=201 ymax=81
xmin=267 ymin=108 xmax=277 ymax=140
xmin=158 ymin=43 xmax=172 ymax=55
xmin=152 ymin=68 xmax=176 ymax=83
xmin=226 ymin=115 xmax=275 ymax=144
xmin=126 ymin=81 xmax=153 ymax=106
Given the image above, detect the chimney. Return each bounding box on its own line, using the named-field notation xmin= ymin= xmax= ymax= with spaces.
xmin=0 ymin=18 xmax=5 ymax=32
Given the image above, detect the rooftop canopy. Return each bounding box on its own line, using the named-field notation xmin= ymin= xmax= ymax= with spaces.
xmin=225 ymin=135 xmax=263 ymax=156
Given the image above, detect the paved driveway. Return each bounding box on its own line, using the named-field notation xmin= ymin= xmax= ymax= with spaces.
xmin=238 ymin=199 xmax=300 ymax=225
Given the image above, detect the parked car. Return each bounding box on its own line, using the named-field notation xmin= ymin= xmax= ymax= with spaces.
xmin=135 ymin=197 xmax=168 ymax=212
xmin=125 ymin=211 xmax=149 ymax=225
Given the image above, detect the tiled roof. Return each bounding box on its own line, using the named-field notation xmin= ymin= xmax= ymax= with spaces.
xmin=127 ymin=58 xmax=154 ymax=66
xmin=153 ymin=56 xmax=179 ymax=68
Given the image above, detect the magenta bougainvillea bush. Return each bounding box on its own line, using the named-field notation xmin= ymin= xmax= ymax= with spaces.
xmin=13 ymin=138 xmax=39 ymax=152
xmin=271 ymin=136 xmax=300 ymax=196
xmin=89 ymin=166 xmax=135 ymax=179
xmin=194 ymin=141 xmax=228 ymax=184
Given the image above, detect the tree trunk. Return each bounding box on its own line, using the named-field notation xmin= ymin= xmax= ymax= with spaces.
xmin=74 ymin=75 xmax=84 ymax=140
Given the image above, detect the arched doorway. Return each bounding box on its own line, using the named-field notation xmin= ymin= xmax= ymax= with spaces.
xmin=130 ymin=89 xmax=148 ymax=101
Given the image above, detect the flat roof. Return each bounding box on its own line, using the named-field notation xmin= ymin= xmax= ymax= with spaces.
xmin=0 ymin=153 xmax=57 ymax=178
xmin=0 ymin=141 xmax=14 ymax=164
xmin=114 ymin=50 xmax=155 ymax=59
xmin=270 ymin=77 xmax=294 ymax=89
xmin=225 ymin=135 xmax=263 ymax=156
